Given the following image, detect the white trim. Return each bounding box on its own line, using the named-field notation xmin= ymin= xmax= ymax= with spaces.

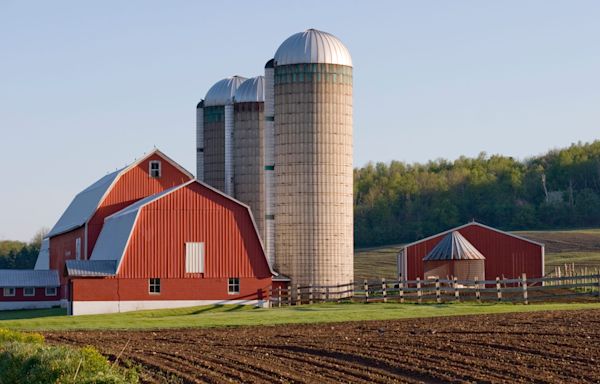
xmin=45 ymin=287 xmax=57 ymax=297
xmin=3 ymin=287 xmax=15 ymax=297
xmin=541 ymin=245 xmax=546 ymax=276
xmin=149 ymin=160 xmax=162 ymax=178
xmin=0 ymin=301 xmax=62 ymax=311
xmin=70 ymin=299 xmax=267 ymax=315
xmin=400 ymin=222 xmax=545 ymax=251
xmin=23 ymin=287 xmax=35 ymax=297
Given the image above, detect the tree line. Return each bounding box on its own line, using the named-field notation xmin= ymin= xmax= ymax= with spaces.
xmin=0 ymin=229 xmax=46 ymax=269
xmin=354 ymin=140 xmax=600 ymax=248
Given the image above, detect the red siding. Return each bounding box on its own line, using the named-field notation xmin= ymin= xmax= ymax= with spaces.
xmin=118 ymin=182 xmax=270 ymax=279
xmin=72 ymin=277 xmax=270 ymax=301
xmin=0 ymin=288 xmax=59 ymax=302
xmin=405 ymin=224 xmax=543 ymax=280
xmin=49 ymin=226 xmax=85 ymax=298
xmin=86 ymin=153 xmax=192 ymax=257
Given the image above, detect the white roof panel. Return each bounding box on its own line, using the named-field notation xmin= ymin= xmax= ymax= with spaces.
xmin=33 ymin=238 xmax=50 ymax=270
xmin=47 ymin=169 xmax=122 ymax=237
xmin=274 ymin=29 xmax=352 ymax=67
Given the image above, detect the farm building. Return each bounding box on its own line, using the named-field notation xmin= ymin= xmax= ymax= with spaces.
xmin=398 ymin=222 xmax=544 ymax=281
xmin=34 ymin=149 xmax=194 ymax=303
xmin=64 ymin=179 xmax=276 ymax=315
xmin=0 ymin=270 xmax=60 ymax=310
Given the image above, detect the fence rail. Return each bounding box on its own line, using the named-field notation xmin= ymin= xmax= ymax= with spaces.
xmin=268 ymin=272 xmax=600 ymax=307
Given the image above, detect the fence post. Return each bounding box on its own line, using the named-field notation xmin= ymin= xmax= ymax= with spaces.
xmin=296 ymin=284 xmax=301 ymax=306
xmin=268 ymin=285 xmax=272 ymax=308
xmin=325 ymin=286 xmax=329 ymax=302
xmin=496 ymin=276 xmax=502 ymax=302
xmin=416 ymin=277 xmax=422 ymax=304
xmin=277 ymin=286 xmax=282 ymax=308
xmin=287 ymin=285 xmax=291 ymax=306
xmin=435 ymin=278 xmax=441 ymax=304
xmin=382 ymin=278 xmax=387 ymax=303
xmin=475 ymin=277 xmax=481 ymax=302
xmin=364 ymin=279 xmax=369 ymax=303
xmin=453 ymin=276 xmax=459 ymax=301
xmin=597 ymin=273 xmax=600 ymax=299
xmin=398 ymin=274 xmax=404 ymax=303
xmin=522 ymin=273 xmax=528 ymax=305
xmin=309 ymin=283 xmax=313 ymax=305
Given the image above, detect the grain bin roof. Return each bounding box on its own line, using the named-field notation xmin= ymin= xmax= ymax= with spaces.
xmin=423 ymin=231 xmax=486 ymax=261
xmin=274 ymin=29 xmax=352 ymax=67
xmin=0 ymin=269 xmax=59 ymax=287
xmin=234 ymin=76 xmax=265 ymax=103
xmin=204 ymin=76 xmax=247 ymax=106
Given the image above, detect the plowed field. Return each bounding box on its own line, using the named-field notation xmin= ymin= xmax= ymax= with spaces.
xmin=45 ymin=309 xmax=600 ymax=383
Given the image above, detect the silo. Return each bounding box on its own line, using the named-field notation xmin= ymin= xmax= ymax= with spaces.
xmin=233 ymin=76 xmax=266 ymax=243
xmin=200 ymin=76 xmax=246 ymax=195
xmin=270 ymin=29 xmax=354 ymax=289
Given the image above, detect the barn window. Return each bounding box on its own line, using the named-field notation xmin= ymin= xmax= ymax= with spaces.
xmin=185 ymin=242 xmax=205 ymax=273
xmin=3 ymin=287 xmax=15 ymax=297
xmin=149 ymin=161 xmax=161 ymax=178
xmin=45 ymin=287 xmax=57 ymax=296
xmin=24 ymin=287 xmax=35 ymax=296
xmin=149 ymin=278 xmax=161 ymax=294
xmin=228 ymin=278 xmax=240 ymax=295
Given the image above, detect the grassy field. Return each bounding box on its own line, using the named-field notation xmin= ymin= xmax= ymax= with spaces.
xmin=1 ymin=302 xmax=600 ymax=331
xmin=355 ymin=228 xmax=600 ymax=280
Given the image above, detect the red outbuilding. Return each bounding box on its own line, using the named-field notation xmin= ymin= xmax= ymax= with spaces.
xmin=64 ymin=179 xmax=276 ymax=315
xmin=36 ymin=149 xmax=194 ymax=302
xmin=397 ymin=222 xmax=545 ymax=281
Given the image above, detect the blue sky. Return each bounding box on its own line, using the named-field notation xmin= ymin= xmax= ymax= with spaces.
xmin=1 ymin=1 xmax=599 ymax=241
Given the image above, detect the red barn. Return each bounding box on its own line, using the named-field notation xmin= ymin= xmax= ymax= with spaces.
xmin=64 ymin=179 xmax=276 ymax=315
xmin=36 ymin=149 xmax=194 ymax=302
xmin=398 ymin=222 xmax=545 ymax=281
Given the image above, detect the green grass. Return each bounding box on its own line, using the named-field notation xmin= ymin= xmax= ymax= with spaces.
xmin=2 ymin=302 xmax=600 ymax=331
xmin=546 ymin=252 xmax=600 ymax=267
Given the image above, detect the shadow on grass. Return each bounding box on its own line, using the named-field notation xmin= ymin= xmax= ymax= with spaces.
xmin=0 ymin=307 xmax=66 ymax=321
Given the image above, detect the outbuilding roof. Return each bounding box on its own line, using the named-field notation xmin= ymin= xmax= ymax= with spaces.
xmin=65 ymin=260 xmax=117 ymax=277
xmin=0 ymin=269 xmax=59 ymax=287
xmin=274 ymin=29 xmax=352 ymax=67
xmin=423 ymin=231 xmax=485 ymax=261
xmin=402 ymin=221 xmax=545 ymax=250
xmin=47 ymin=149 xmax=194 ymax=238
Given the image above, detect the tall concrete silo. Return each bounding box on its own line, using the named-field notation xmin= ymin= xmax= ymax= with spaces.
xmin=266 ymin=29 xmax=354 ymax=288
xmin=233 ymin=76 xmax=266 ymax=242
xmin=198 ymin=76 xmax=246 ymax=194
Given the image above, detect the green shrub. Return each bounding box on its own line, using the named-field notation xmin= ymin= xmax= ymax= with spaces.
xmin=0 ymin=328 xmax=138 ymax=384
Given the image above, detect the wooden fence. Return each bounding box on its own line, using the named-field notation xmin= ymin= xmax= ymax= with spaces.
xmin=268 ymin=273 xmax=600 ymax=307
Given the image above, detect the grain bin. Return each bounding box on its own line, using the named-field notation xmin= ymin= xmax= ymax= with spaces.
xmin=268 ymin=29 xmax=354 ymax=289
xmin=199 ymin=76 xmax=247 ymax=195
xmin=233 ymin=76 xmax=266 ymax=242
xmin=423 ymin=231 xmax=486 ymax=281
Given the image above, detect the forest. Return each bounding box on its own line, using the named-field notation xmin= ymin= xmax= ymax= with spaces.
xmin=354 ymin=140 xmax=600 ymax=248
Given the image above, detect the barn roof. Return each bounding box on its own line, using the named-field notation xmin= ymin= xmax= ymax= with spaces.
xmin=65 ymin=260 xmax=117 ymax=277
xmin=423 ymin=231 xmax=485 ymax=261
xmin=402 ymin=221 xmax=545 ymax=250
xmin=0 ymin=269 xmax=59 ymax=287
xmin=33 ymin=238 xmax=50 ymax=270
xmin=85 ymin=179 xmax=278 ymax=277
xmin=47 ymin=149 xmax=194 ymax=238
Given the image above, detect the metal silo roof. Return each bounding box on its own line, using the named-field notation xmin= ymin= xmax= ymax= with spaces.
xmin=204 ymin=76 xmax=247 ymax=106
xmin=274 ymin=29 xmax=352 ymax=67
xmin=423 ymin=231 xmax=486 ymax=261
xmin=234 ymin=76 xmax=265 ymax=103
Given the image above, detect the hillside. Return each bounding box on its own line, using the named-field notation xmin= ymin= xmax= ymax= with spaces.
xmin=354 ymin=140 xmax=600 ymax=248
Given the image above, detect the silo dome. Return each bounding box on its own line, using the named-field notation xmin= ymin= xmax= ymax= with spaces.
xmin=274 ymin=29 xmax=352 ymax=67
xmin=204 ymin=76 xmax=247 ymax=106
xmin=234 ymin=76 xmax=265 ymax=103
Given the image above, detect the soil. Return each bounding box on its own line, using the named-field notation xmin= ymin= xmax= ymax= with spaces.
xmin=44 ymin=309 xmax=600 ymax=384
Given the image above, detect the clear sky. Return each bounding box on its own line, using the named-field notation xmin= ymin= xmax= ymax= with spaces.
xmin=1 ymin=1 xmax=599 ymax=241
